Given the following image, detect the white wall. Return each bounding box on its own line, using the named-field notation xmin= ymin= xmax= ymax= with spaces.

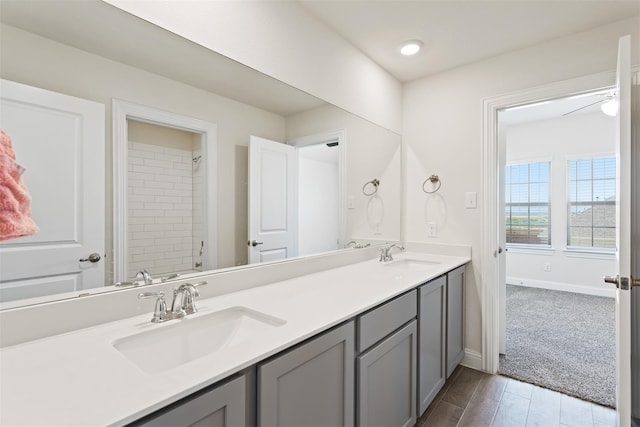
xmin=287 ymin=104 xmax=402 ymax=242
xmin=505 ymin=111 xmax=616 ymax=297
xmin=298 ymin=150 xmax=340 ymax=255
xmin=105 ymin=0 xmax=403 ymax=134
xmin=0 ymin=24 xmax=287 ymax=279
xmin=403 ymin=17 xmax=640 ymax=357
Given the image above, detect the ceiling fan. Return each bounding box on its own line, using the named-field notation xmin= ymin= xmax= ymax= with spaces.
xmin=562 ymin=91 xmax=617 ymax=117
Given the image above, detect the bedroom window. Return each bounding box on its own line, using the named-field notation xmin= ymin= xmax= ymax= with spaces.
xmin=505 ymin=161 xmax=551 ymax=246
xmin=567 ymin=157 xmax=616 ymax=250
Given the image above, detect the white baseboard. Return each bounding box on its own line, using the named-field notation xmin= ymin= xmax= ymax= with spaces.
xmin=461 ymin=348 xmax=483 ymax=371
xmin=506 ymin=276 xmax=615 ymax=298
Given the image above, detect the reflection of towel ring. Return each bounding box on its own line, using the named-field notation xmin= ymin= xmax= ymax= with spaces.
xmin=362 ymin=179 xmax=380 ymax=196
xmin=422 ymin=174 xmax=442 ymax=194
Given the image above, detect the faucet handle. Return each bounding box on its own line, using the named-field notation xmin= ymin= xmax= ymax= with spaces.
xmin=190 ymin=281 xmax=209 ymax=297
xmin=161 ymin=273 xmax=181 ymax=282
xmin=138 ymin=292 xmax=170 ymax=323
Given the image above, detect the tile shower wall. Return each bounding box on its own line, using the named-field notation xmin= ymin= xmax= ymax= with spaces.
xmin=127 ymin=141 xmax=194 ymax=279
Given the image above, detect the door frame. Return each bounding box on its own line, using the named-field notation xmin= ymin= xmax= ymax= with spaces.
xmin=288 ymin=129 xmax=347 ymax=249
xmin=480 ymin=70 xmax=619 ymax=373
xmin=112 ymin=100 xmax=218 ymax=282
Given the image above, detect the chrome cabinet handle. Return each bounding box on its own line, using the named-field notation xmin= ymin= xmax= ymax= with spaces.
xmin=79 ymin=253 xmax=101 ymax=263
xmin=249 ymin=240 xmax=263 ymax=247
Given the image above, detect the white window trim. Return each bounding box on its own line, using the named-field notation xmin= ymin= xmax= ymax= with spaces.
xmin=563 ymin=247 xmax=616 ymax=260
xmin=505 ymin=244 xmax=555 ymax=255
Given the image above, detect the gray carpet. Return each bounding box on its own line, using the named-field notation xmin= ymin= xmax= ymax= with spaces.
xmin=498 ymin=285 xmax=616 ymax=408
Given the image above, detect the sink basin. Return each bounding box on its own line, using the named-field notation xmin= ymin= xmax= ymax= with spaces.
xmin=113 ymin=307 xmax=286 ymax=373
xmin=384 ymin=258 xmax=440 ymax=271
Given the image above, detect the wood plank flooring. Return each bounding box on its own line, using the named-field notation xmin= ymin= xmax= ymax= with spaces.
xmin=416 ymin=366 xmax=616 ymax=427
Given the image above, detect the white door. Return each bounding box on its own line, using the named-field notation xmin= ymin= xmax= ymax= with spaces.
xmin=497 ymin=114 xmax=508 ymax=355
xmin=0 ymin=80 xmax=105 ymax=303
xmin=606 ymin=35 xmax=632 ymax=427
xmin=248 ymin=136 xmax=297 ymax=264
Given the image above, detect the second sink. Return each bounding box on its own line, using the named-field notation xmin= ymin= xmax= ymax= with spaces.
xmin=113 ymin=307 xmax=286 ymax=373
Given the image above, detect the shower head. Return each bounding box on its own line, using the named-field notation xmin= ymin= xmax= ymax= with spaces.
xmin=192 ymin=155 xmax=202 ymax=164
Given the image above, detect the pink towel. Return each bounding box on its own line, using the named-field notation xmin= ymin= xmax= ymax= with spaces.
xmin=0 ymin=130 xmax=38 ymax=241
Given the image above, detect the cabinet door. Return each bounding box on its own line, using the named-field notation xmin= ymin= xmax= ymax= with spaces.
xmin=446 ymin=266 xmax=465 ymax=377
xmin=418 ymin=275 xmax=446 ymax=415
xmin=133 ymin=375 xmax=245 ymax=427
xmin=258 ymin=321 xmax=355 ymax=427
xmin=357 ymin=321 xmax=417 ymax=427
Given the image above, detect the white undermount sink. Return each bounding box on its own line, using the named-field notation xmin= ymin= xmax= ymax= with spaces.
xmin=384 ymin=258 xmax=440 ymax=271
xmin=113 ymin=307 xmax=286 ymax=373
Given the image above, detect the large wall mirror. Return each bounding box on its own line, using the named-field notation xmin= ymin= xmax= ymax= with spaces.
xmin=0 ymin=0 xmax=401 ymax=309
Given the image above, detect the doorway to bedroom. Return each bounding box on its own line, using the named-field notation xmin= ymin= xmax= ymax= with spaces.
xmin=497 ymin=89 xmax=617 ymax=407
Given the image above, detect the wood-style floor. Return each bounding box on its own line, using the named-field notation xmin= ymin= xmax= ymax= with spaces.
xmin=417 ymin=366 xmax=616 ymax=427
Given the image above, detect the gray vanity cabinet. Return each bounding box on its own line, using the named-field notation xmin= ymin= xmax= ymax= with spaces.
xmin=258 ymin=321 xmax=355 ymax=427
xmin=356 ymin=291 xmax=417 ymax=427
xmin=132 ymin=374 xmax=246 ymax=427
xmin=417 ymin=275 xmax=446 ymax=415
xmin=446 ymin=265 xmax=465 ymax=378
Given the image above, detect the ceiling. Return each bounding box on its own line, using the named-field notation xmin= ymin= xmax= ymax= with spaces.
xmin=2 ymin=0 xmax=637 ymax=124
xmin=0 ymin=0 xmax=325 ymax=117
xmin=299 ymin=0 xmax=640 ymax=83
xmin=500 ymin=89 xmax=614 ymax=125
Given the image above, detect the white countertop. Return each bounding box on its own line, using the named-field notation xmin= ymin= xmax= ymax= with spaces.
xmin=0 ymin=252 xmax=469 ymax=426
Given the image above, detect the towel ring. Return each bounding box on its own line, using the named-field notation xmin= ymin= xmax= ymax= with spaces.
xmin=362 ymin=179 xmax=380 ymax=196
xmin=422 ymin=175 xmax=442 ymax=194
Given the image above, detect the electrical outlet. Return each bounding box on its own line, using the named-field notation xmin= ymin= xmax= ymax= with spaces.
xmin=427 ymin=222 xmax=437 ymax=238
xmin=544 ymin=262 xmax=551 ymax=272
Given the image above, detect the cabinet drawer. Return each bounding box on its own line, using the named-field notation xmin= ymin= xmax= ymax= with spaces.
xmin=357 ymin=290 xmax=417 ymax=352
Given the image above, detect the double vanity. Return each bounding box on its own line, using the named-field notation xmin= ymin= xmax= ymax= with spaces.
xmin=0 ymin=247 xmax=469 ymax=426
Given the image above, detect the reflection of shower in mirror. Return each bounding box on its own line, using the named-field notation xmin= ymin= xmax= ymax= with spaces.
xmin=126 ymin=119 xmax=207 ymax=279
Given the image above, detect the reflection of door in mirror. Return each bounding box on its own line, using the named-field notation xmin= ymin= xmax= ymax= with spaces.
xmin=0 ymin=80 xmax=105 ymax=303
xmin=248 ymin=136 xmax=297 ymax=264
xmin=248 ymin=133 xmax=344 ymax=265
xmin=126 ymin=120 xmax=205 ymax=279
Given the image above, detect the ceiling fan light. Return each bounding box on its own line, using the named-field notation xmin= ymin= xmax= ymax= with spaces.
xmin=400 ymin=40 xmax=423 ymax=56
xmin=601 ymin=99 xmax=618 ymax=116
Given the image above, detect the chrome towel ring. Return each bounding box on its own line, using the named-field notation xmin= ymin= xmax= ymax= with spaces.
xmin=362 ymin=179 xmax=380 ymax=196
xmin=422 ymin=174 xmax=442 ymax=194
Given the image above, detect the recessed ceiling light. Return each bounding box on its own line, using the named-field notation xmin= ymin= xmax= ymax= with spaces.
xmin=399 ymin=40 xmax=423 ymax=56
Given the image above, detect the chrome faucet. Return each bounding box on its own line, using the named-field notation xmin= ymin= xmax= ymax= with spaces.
xmin=136 ymin=269 xmax=153 ymax=286
xmin=178 ymin=283 xmax=200 ymax=315
xmin=171 ymin=282 xmax=207 ymax=317
xmin=138 ymin=281 xmax=208 ymax=323
xmin=379 ymin=244 xmax=405 ymax=262
xmin=346 ymin=240 xmax=371 ymax=249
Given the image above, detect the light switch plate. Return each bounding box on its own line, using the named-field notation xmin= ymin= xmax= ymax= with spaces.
xmin=347 ymin=196 xmax=355 ymax=209
xmin=465 ymin=192 xmax=477 ymax=209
